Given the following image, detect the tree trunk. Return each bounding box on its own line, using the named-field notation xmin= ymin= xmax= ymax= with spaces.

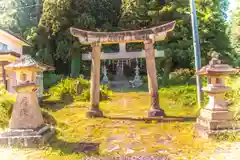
xmin=162 ymin=57 xmax=173 ymax=86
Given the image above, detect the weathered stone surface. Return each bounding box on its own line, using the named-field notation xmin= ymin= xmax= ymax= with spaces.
xmin=195 ymin=56 xmax=240 ymax=138
xmin=195 ymin=124 xmax=240 ymax=139
xmin=9 ymin=91 xmax=44 ymax=129
xmin=144 ymin=40 xmax=165 ymax=117
xmin=70 ymin=21 xmax=176 ymax=44
xmin=196 ymin=117 xmax=237 ymax=130
xmin=199 ymin=109 xmax=233 ymax=121
xmin=88 ymin=43 xmax=104 ymax=118
xmin=0 ymin=125 xmax=55 ymax=147
xmin=82 ymin=49 xmax=164 ymax=60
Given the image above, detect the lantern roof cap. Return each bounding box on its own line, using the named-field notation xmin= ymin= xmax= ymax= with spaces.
xmin=5 ymin=55 xmax=55 ymax=71
xmin=197 ymin=52 xmax=237 ymax=75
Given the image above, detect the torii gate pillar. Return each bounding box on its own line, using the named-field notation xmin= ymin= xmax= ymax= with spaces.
xmin=87 ymin=42 xmax=103 ymax=117
xmin=144 ymin=40 xmax=165 ymax=117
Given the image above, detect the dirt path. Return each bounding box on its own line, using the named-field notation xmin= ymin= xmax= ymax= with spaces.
xmin=209 ymin=142 xmax=240 ymax=160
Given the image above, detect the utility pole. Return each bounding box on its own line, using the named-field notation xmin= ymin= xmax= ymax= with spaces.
xmin=190 ymin=0 xmax=203 ymax=108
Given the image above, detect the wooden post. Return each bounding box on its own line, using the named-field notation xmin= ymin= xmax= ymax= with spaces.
xmin=144 ymin=40 xmax=165 ymax=117
xmin=1 ymin=63 xmax=7 ymax=90
xmin=87 ymin=42 xmax=103 ymax=118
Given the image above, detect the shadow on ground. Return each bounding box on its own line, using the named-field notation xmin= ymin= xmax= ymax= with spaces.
xmin=40 ymin=100 xmax=65 ymax=112
xmin=104 ymin=115 xmax=196 ymax=123
xmin=48 ymin=135 xmax=100 ymax=155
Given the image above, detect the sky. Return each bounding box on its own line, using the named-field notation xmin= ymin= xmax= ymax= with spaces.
xmin=229 ymin=0 xmax=237 ymax=11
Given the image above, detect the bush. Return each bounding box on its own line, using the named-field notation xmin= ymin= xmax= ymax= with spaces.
xmin=168 ymin=68 xmax=195 ymax=85
xmin=48 ymin=77 xmax=112 ymax=102
xmin=160 ymin=85 xmax=208 ymax=108
xmin=160 ymin=85 xmax=197 ymax=107
xmin=0 ymin=85 xmax=16 ymax=128
xmin=226 ymin=77 xmax=240 ymax=120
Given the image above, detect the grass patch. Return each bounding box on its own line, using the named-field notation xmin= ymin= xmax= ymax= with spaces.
xmin=1 ymin=85 xmax=238 ymax=159
xmin=20 ymin=88 xmax=218 ymax=160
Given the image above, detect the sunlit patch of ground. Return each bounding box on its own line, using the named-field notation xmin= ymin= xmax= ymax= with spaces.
xmin=0 ymin=90 xmax=237 ymax=159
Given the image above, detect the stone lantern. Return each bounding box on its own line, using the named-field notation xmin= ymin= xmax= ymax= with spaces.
xmin=0 ymin=55 xmax=55 ymax=147
xmin=196 ymin=53 xmax=240 ymax=138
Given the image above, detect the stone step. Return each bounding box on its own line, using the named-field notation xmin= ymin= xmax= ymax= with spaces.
xmin=196 ymin=117 xmax=238 ymax=130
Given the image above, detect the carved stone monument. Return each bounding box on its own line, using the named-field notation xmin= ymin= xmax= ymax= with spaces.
xmin=0 ymin=55 xmax=55 ymax=147
xmin=195 ymin=53 xmax=240 ymax=138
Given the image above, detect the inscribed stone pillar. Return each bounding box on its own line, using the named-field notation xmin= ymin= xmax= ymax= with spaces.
xmin=144 ymin=40 xmax=165 ymax=117
xmin=87 ymin=42 xmax=103 ymax=117
xmin=9 ymin=90 xmax=44 ymax=129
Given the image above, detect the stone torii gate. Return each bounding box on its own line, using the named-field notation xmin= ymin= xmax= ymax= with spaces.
xmin=70 ymin=21 xmax=176 ymax=118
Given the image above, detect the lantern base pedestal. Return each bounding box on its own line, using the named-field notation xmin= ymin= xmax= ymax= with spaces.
xmin=195 ymin=124 xmax=240 ymax=139
xmin=195 ymin=108 xmax=240 ymax=138
xmin=0 ymin=124 xmax=55 ymax=147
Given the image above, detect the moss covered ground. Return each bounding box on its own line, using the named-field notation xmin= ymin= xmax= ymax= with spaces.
xmin=0 ymin=85 xmax=239 ymax=160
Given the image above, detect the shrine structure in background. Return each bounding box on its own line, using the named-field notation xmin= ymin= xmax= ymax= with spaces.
xmin=70 ymin=21 xmax=176 ymax=118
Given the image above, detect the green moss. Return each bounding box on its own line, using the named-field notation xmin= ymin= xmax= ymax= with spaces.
xmin=25 ymin=90 xmax=219 ymax=159
xmin=2 ymin=84 xmax=238 ymax=159
xmin=0 ymin=84 xmax=16 ymax=128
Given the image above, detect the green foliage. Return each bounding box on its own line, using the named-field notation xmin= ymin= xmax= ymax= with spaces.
xmin=48 ymin=77 xmax=111 ymax=102
xmin=0 ymin=85 xmax=16 ymax=128
xmin=168 ymin=68 xmax=195 ymax=85
xmin=49 ymin=77 xmax=88 ymax=97
xmin=43 ymin=72 xmax=64 ymax=89
xmin=0 ymin=0 xmax=232 ymax=78
xmin=160 ymin=85 xmax=198 ymax=107
xmin=215 ymin=131 xmax=240 ymax=141
xmin=0 ymin=0 xmax=38 ymax=35
xmin=226 ymin=76 xmax=240 ymax=120
xmin=230 ymin=1 xmax=240 ymax=66
xmin=160 ymin=85 xmax=208 ymax=108
xmin=100 ymin=85 xmax=113 ymax=100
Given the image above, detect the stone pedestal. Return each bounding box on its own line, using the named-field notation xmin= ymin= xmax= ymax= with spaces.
xmin=197 ymin=109 xmax=237 ymax=128
xmin=0 ymin=83 xmax=55 ymax=147
xmin=196 ymin=110 xmax=240 ymax=138
xmin=0 ymin=124 xmax=55 ymax=147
